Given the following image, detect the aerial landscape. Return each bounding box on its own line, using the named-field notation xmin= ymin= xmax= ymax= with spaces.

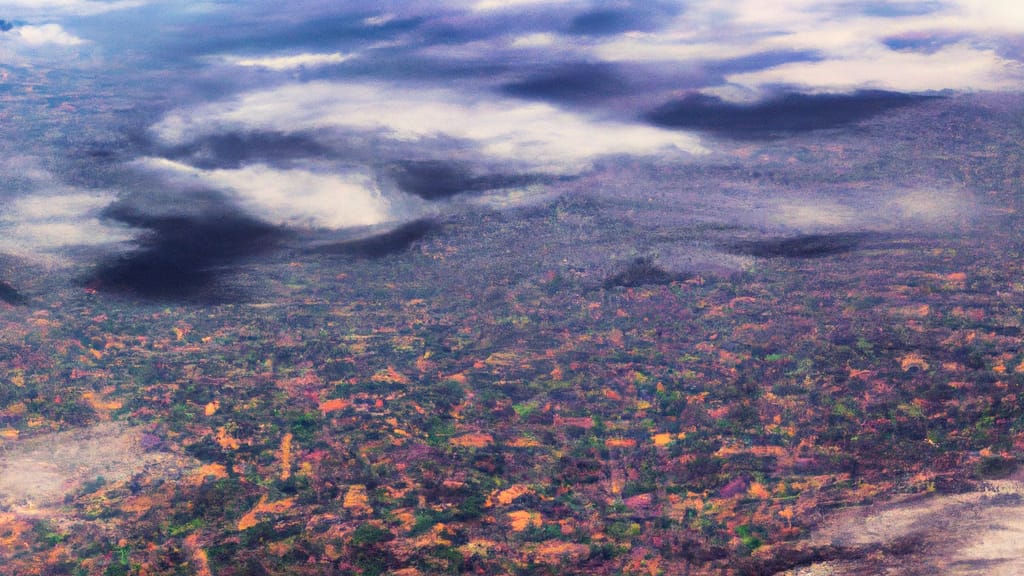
xmin=3 ymin=1 xmax=1024 ymax=575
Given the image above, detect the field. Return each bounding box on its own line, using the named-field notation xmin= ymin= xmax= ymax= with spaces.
xmin=2 ymin=93 xmax=1024 ymax=575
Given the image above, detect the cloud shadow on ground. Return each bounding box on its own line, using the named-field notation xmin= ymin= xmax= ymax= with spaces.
xmin=310 ymin=218 xmax=437 ymax=258
xmin=86 ymin=201 xmax=287 ymax=302
xmin=646 ymin=90 xmax=939 ymax=139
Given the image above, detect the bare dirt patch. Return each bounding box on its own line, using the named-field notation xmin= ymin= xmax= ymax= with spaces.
xmin=774 ymin=474 xmax=1024 ymax=575
xmin=0 ymin=422 xmax=196 ymax=516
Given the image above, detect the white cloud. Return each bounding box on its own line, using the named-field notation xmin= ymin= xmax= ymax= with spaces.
xmin=593 ymin=35 xmax=765 ymax=63
xmin=132 ymin=158 xmax=393 ymax=229
xmin=16 ymin=24 xmax=86 ymax=46
xmin=770 ymin=201 xmax=859 ymax=229
xmin=580 ymin=0 xmax=1024 ymax=96
xmin=728 ymin=43 xmax=1022 ymax=93
xmin=762 ymin=185 xmax=974 ymax=232
xmin=2 ymin=0 xmax=149 ymax=18
xmin=363 ymin=13 xmax=396 ymax=26
xmin=0 ymin=192 xmax=131 ymax=258
xmin=883 ymin=187 xmax=971 ymax=225
xmin=949 ymin=1 xmax=1024 ymax=34
xmin=151 ymin=81 xmax=705 ymax=174
xmin=221 ymin=52 xmax=354 ymax=71
xmin=472 ymin=0 xmax=577 ymax=12
xmin=510 ymin=33 xmax=558 ymax=48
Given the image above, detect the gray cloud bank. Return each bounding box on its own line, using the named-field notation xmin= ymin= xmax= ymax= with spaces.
xmin=0 ymin=0 xmax=1019 ymax=301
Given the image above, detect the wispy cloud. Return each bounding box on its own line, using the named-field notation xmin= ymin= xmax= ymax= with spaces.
xmin=0 ymin=157 xmax=131 ymax=261
xmin=2 ymin=0 xmax=150 ymax=18
xmin=219 ymin=51 xmax=354 ymax=71
xmin=16 ymin=24 xmax=86 ymax=46
xmin=572 ymin=0 xmax=1024 ymax=97
xmin=471 ymin=0 xmax=577 ymax=12
xmin=150 ymin=81 xmax=705 ymax=174
xmin=728 ymin=43 xmax=1020 ymax=93
xmin=132 ymin=158 xmax=393 ymax=229
xmin=0 ymin=192 xmax=130 ymax=260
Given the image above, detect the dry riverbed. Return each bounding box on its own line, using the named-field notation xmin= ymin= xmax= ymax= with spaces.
xmin=774 ymin=472 xmax=1024 ymax=575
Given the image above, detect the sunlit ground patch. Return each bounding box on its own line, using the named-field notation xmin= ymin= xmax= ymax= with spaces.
xmin=782 ymin=472 xmax=1024 ymax=575
xmin=0 ymin=422 xmax=195 ymax=516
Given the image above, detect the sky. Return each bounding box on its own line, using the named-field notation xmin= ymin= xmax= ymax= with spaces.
xmin=0 ymin=0 xmax=1021 ymax=300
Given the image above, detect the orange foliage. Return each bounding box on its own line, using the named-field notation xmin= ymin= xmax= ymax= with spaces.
xmin=415 ymin=354 xmax=436 ymax=373
xmin=173 ymin=325 xmax=190 ymax=342
xmin=490 ymin=484 xmax=533 ymax=506
xmin=392 ymin=508 xmax=417 ymax=532
xmin=266 ymin=540 xmax=293 ymax=557
xmin=121 ymin=495 xmax=160 ymax=515
xmin=410 ymin=522 xmax=454 ymax=549
xmin=707 ymin=405 xmax=730 ymax=419
xmin=319 ymin=397 xmax=350 ymax=414
xmin=446 ymin=372 xmax=469 ymax=384
xmin=602 ymin=388 xmax=622 ymax=401
xmin=509 ymin=436 xmax=542 ymax=447
xmin=279 ymin=433 xmax=293 ymax=481
xmin=624 ymin=549 xmax=663 ymax=576
xmin=610 ymin=468 xmax=625 ymax=495
xmin=848 ymin=367 xmax=873 ymax=379
xmin=604 ymin=437 xmax=636 ymax=448
xmin=215 ymin=426 xmax=241 ymax=450
xmin=459 ymin=539 xmax=496 ymax=558
xmin=372 ymin=366 xmax=411 ymax=385
xmin=450 ymin=432 xmax=494 ymax=448
xmin=183 ymin=534 xmax=213 ymax=576
xmin=0 ymin=512 xmax=31 ymax=549
xmin=191 ymin=463 xmax=230 ymax=484
xmin=747 ymin=482 xmax=771 ymax=499
xmin=82 ymin=390 xmax=122 ymax=414
xmin=553 ymin=415 xmax=593 ymax=428
xmin=778 ymin=506 xmax=794 ymax=527
xmin=237 ymin=495 xmax=297 ymax=531
xmin=204 ymin=401 xmax=219 ymax=416
xmin=508 ymin=510 xmax=543 ymax=531
xmin=651 ymin=432 xmax=674 ymax=446
xmin=343 ymin=484 xmax=372 ymax=514
xmin=900 ymin=353 xmax=929 ymax=372
xmin=532 ymin=540 xmax=590 ymax=564
xmin=482 ymin=351 xmax=521 ymax=368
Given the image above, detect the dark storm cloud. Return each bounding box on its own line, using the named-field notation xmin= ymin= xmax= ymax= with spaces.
xmin=0 ymin=281 xmax=27 ymax=306
xmin=646 ymin=90 xmax=940 ymax=139
xmin=86 ymin=199 xmax=287 ymax=302
xmin=883 ymin=33 xmax=965 ymax=54
xmin=310 ymin=219 xmax=437 ymax=258
xmin=708 ymin=50 xmax=824 ymax=76
xmin=568 ymin=9 xmax=646 ymax=36
xmin=603 ymin=256 xmax=689 ymax=289
xmin=567 ymin=2 xmax=680 ymax=36
xmin=501 ymin=52 xmax=820 ymax=110
xmin=156 ymin=131 xmax=333 ymax=170
xmin=856 ymin=1 xmax=947 ymax=18
xmin=723 ymin=232 xmax=896 ymax=259
xmin=386 ymin=161 xmax=552 ymax=200
xmin=501 ymin=62 xmax=630 ymax=104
